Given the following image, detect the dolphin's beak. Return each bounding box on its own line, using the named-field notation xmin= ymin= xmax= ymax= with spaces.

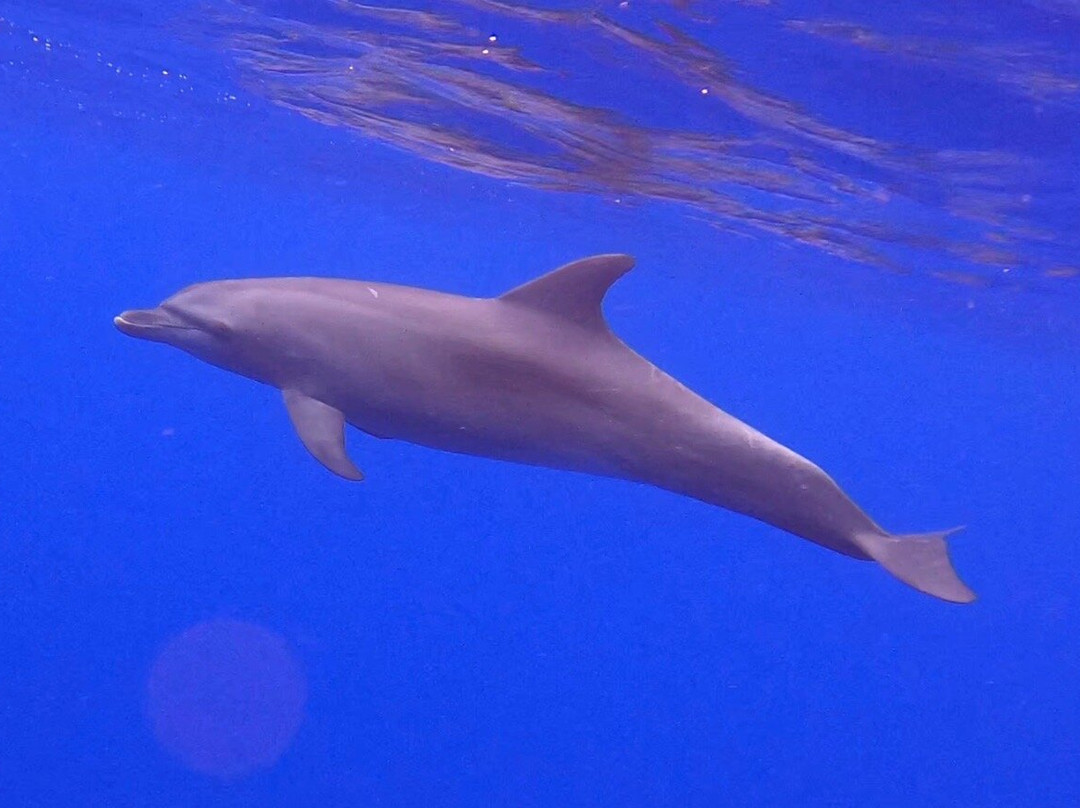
xmin=114 ymin=307 xmax=189 ymax=340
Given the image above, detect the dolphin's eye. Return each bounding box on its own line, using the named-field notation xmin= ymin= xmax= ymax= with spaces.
xmin=209 ymin=319 xmax=233 ymax=338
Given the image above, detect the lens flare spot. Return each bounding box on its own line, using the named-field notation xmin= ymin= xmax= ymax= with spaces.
xmin=146 ymin=619 xmax=307 ymax=780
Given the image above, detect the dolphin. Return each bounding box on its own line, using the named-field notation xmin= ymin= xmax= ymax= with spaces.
xmin=115 ymin=254 xmax=975 ymax=603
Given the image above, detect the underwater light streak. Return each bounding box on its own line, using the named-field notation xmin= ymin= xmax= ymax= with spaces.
xmin=786 ymin=17 xmax=1080 ymax=105
xmin=183 ymin=0 xmax=1078 ymax=290
xmin=3 ymin=0 xmax=1076 ymax=308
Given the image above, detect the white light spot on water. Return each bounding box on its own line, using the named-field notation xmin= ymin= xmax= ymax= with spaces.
xmin=700 ymin=87 xmax=709 ymax=95
xmin=481 ymin=48 xmax=490 ymax=55
xmin=488 ymin=34 xmax=497 ymax=42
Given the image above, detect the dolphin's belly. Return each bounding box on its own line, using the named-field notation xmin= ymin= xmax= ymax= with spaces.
xmin=337 ymin=378 xmax=643 ymax=479
xmin=314 ymin=321 xmax=663 ymax=476
xmin=311 ymin=318 xmax=879 ymax=556
xmin=360 ymin=382 xmax=871 ymax=555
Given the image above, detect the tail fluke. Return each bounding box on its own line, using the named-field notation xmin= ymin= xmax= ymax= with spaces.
xmin=854 ymin=528 xmax=976 ymax=604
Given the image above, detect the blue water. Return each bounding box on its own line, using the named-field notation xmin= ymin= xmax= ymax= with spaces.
xmin=2 ymin=1 xmax=1078 ymax=805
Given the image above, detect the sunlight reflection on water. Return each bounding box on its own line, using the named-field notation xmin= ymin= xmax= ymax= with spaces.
xmin=1 ymin=0 xmax=1077 ymax=341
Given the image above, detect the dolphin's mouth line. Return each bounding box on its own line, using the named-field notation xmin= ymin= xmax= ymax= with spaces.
xmin=113 ymin=308 xmax=202 ymax=338
xmin=113 ymin=315 xmax=197 ymax=331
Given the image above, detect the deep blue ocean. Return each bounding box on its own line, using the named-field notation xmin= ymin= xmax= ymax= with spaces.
xmin=2 ymin=1 xmax=1078 ymax=805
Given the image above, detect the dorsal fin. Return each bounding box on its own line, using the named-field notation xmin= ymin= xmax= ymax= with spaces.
xmin=498 ymin=254 xmax=635 ymax=331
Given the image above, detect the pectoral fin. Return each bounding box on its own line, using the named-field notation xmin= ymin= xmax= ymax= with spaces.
xmin=282 ymin=389 xmax=364 ymax=481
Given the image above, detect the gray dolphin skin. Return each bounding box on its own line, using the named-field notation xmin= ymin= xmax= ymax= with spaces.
xmin=115 ymin=254 xmax=975 ymax=603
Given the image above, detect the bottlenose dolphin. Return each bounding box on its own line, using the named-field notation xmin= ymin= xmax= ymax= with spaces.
xmin=115 ymin=254 xmax=975 ymax=603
